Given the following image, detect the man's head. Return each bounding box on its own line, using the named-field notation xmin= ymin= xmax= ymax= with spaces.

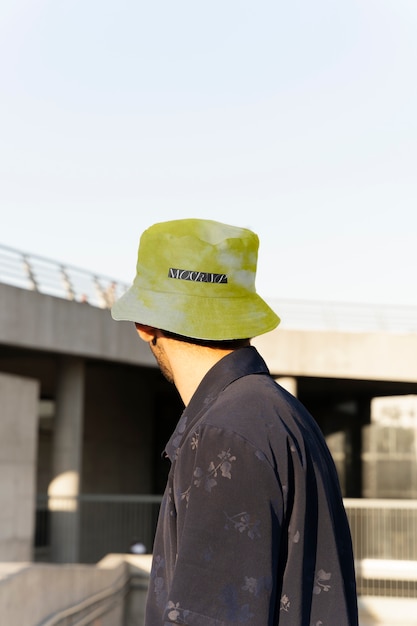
xmin=111 ymin=218 xmax=280 ymax=340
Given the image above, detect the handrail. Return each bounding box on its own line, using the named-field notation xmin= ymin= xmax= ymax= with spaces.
xmin=39 ymin=570 xmax=129 ymax=626
xmin=1 ymin=242 xmax=417 ymax=333
xmin=0 ymin=242 xmax=129 ymax=309
xmin=272 ymin=297 xmax=417 ymax=333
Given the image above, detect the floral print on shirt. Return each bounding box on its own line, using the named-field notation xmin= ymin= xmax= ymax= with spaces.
xmin=145 ymin=347 xmax=358 ymax=626
xmin=193 ymin=447 xmax=236 ymax=492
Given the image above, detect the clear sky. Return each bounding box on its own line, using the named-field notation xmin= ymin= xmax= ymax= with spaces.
xmin=1 ymin=0 xmax=416 ymax=306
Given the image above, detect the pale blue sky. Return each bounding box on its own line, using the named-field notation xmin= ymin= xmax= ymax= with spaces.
xmin=1 ymin=0 xmax=416 ymax=306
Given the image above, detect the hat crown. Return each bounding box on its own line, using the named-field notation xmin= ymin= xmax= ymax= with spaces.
xmin=137 ymin=219 xmax=259 ymax=297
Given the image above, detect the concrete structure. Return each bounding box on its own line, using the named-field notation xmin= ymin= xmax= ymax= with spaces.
xmin=0 ymin=282 xmax=177 ymax=563
xmin=255 ymin=327 xmax=417 ymax=384
xmin=0 ymin=372 xmax=38 ymax=561
xmin=1 ymin=280 xmax=417 ymax=565
xmin=2 ymin=269 xmax=417 ymax=624
xmin=1 ymin=555 xmax=417 ymax=626
xmin=0 ymin=553 xmax=151 ymax=626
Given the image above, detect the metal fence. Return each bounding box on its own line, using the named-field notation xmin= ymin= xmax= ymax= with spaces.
xmin=2 ymin=242 xmax=417 ymax=332
xmin=344 ymin=498 xmax=417 ymax=598
xmin=35 ymin=494 xmax=162 ymax=564
xmin=0 ymin=243 xmax=129 ymax=308
xmin=345 ymin=499 xmax=417 ymax=561
xmin=35 ymin=495 xmax=417 ymax=598
xmin=270 ymin=297 xmax=417 ymax=334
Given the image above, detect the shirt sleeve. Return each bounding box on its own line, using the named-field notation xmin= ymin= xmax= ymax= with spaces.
xmin=163 ymin=423 xmax=284 ymax=626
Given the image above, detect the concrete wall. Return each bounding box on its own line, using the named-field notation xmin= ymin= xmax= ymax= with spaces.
xmin=1 ymin=554 xmax=416 ymax=626
xmin=3 ymin=281 xmax=417 ymax=382
xmin=254 ymin=327 xmax=417 ymax=382
xmin=30 ymin=360 xmax=163 ymax=563
xmin=32 ymin=361 xmax=161 ymax=497
xmin=0 ymin=553 xmax=144 ymax=626
xmin=0 ymin=372 xmax=39 ymax=561
xmin=0 ymin=282 xmax=153 ymax=366
xmin=2 ymin=281 xmax=417 ymax=569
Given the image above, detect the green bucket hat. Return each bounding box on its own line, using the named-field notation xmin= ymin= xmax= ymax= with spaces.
xmin=111 ymin=218 xmax=280 ymax=340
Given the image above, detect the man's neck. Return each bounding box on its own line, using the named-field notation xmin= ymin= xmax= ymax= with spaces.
xmin=163 ymin=339 xmax=235 ymax=406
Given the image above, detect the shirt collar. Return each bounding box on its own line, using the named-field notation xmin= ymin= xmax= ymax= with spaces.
xmin=165 ymin=346 xmax=270 ymax=461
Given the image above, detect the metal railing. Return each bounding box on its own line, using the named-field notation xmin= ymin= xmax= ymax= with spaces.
xmin=35 ymin=495 xmax=417 ymax=598
xmin=270 ymin=297 xmax=417 ymax=333
xmin=1 ymin=243 xmax=417 ymax=332
xmin=344 ymin=498 xmax=417 ymax=598
xmin=0 ymin=243 xmax=129 ymax=309
xmin=40 ymin=571 xmax=129 ymax=626
xmin=35 ymin=494 xmax=162 ymax=564
xmin=345 ymin=499 xmax=417 ymax=561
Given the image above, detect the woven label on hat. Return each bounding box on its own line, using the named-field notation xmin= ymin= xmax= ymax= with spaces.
xmin=168 ymin=268 xmax=227 ymax=283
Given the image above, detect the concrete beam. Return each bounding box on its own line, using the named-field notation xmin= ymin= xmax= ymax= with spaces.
xmin=254 ymin=328 xmax=417 ymax=383
xmin=3 ymin=283 xmax=417 ymax=384
xmin=0 ymin=372 xmax=39 ymax=560
xmin=0 ymin=283 xmax=153 ymax=366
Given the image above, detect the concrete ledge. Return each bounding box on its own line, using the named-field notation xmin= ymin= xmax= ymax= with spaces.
xmin=122 ymin=554 xmax=152 ymax=626
xmin=0 ymin=283 xmax=154 ymax=366
xmin=4 ymin=282 xmax=417 ymax=382
xmin=2 ymin=555 xmax=417 ymax=626
xmin=356 ymin=559 xmax=417 ymax=582
xmin=254 ymin=327 xmax=417 ymax=382
xmin=0 ymin=555 xmax=139 ymax=626
xmin=358 ymin=596 xmax=417 ymax=626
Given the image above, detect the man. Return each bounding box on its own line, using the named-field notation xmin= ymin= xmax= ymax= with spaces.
xmin=111 ymin=218 xmax=358 ymax=626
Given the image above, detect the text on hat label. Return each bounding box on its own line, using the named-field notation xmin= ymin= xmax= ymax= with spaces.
xmin=168 ymin=268 xmax=228 ymax=284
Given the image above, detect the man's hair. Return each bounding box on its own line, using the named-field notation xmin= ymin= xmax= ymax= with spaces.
xmin=160 ymin=329 xmax=250 ymax=350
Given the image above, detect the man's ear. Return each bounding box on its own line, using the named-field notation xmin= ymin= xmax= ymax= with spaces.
xmin=134 ymin=323 xmax=157 ymax=343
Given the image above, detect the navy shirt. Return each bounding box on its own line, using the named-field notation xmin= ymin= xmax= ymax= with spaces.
xmin=145 ymin=347 xmax=358 ymax=626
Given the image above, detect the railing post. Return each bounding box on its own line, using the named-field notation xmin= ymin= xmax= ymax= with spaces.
xmin=60 ymin=265 xmax=75 ymax=301
xmin=22 ymin=254 xmax=38 ymax=291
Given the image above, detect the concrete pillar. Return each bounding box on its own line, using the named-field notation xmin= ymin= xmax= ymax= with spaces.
xmin=0 ymin=372 xmax=39 ymax=561
xmin=350 ymin=397 xmax=369 ymax=498
xmin=276 ymin=376 xmax=298 ymax=398
xmin=48 ymin=357 xmax=85 ymax=563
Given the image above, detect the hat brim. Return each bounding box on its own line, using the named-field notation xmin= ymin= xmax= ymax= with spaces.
xmin=111 ymin=285 xmax=280 ymax=340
